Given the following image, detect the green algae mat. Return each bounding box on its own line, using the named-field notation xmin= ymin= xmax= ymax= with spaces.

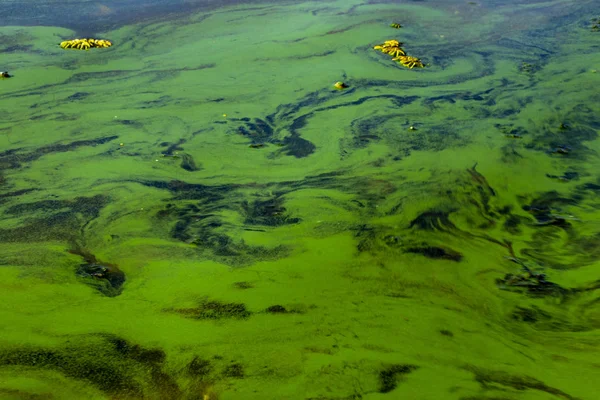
xmin=1 ymin=0 xmax=600 ymax=398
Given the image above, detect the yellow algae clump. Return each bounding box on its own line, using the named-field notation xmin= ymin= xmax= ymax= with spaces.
xmin=394 ymin=55 xmax=425 ymax=69
xmin=372 ymin=37 xmax=426 ymax=69
xmin=59 ymin=38 xmax=113 ymax=50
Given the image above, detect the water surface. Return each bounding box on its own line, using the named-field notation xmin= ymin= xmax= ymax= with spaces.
xmin=1 ymin=0 xmax=600 ymax=399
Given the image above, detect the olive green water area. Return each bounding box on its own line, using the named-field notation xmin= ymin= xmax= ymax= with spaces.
xmin=1 ymin=0 xmax=600 ymax=398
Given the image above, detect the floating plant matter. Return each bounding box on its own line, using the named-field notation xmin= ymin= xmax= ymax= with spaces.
xmin=59 ymin=38 xmax=113 ymax=50
xmin=373 ymin=39 xmax=402 ymax=52
xmin=393 ymin=55 xmax=425 ymax=69
xmin=372 ymin=31 xmax=425 ymax=69
xmin=68 ymin=246 xmax=125 ymax=297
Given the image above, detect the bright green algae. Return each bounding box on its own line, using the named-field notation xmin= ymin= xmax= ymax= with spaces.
xmin=1 ymin=0 xmax=600 ymax=399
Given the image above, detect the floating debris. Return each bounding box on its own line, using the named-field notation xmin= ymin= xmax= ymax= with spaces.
xmin=373 ymin=37 xmax=425 ymax=69
xmin=60 ymin=38 xmax=113 ymax=50
xmin=333 ymin=81 xmax=349 ymax=90
xmin=265 ymin=305 xmax=288 ymax=314
xmin=394 ymin=55 xmax=425 ymax=69
xmin=522 ymin=203 xmax=576 ymax=227
xmin=68 ymin=246 xmax=125 ymax=297
xmin=546 ymin=171 xmax=579 ymax=182
xmin=373 ymin=40 xmax=405 ymax=56
xmin=497 ymin=124 xmax=527 ymax=138
xmin=167 ymin=299 xmax=251 ymax=320
xmin=504 ymin=131 xmax=523 ymax=139
xmin=496 ymin=260 xmax=568 ymax=298
xmin=390 ymin=23 xmax=402 ymax=29
xmin=0 ymin=71 xmax=12 ymax=79
xmin=519 ymin=61 xmax=540 ymax=74
xmin=76 ymin=263 xmax=126 ymax=297
xmin=548 ymin=145 xmax=571 ymax=155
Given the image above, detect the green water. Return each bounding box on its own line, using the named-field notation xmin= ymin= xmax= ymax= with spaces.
xmin=1 ymin=0 xmax=600 ymax=399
